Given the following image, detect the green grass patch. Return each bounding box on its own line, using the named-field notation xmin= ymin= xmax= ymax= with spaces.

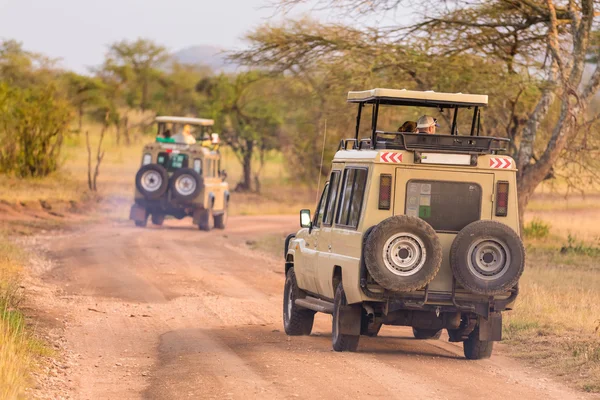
xmin=523 ymin=218 xmax=551 ymax=239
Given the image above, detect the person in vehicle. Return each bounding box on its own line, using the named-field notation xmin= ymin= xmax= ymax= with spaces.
xmin=172 ymin=124 xmax=196 ymax=144
xmin=163 ymin=129 xmax=172 ymax=139
xmin=416 ymin=115 xmax=438 ymax=134
xmin=398 ymin=121 xmax=417 ymax=133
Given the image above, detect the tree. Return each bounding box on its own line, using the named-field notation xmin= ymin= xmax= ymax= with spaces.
xmin=197 ymin=72 xmax=282 ymax=192
xmin=240 ymin=1 xmax=600 ymax=223
xmin=63 ymin=72 xmax=105 ymax=132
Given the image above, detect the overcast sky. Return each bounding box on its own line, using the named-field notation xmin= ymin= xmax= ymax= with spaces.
xmin=0 ymin=0 xmax=409 ymax=73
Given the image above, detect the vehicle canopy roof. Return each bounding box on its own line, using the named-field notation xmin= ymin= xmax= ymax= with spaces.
xmin=155 ymin=116 xmax=214 ymax=126
xmin=347 ymin=88 xmax=488 ymax=108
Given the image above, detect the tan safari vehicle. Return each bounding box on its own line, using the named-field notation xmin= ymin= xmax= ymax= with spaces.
xmin=129 ymin=116 xmax=229 ymax=231
xmin=283 ymin=88 xmax=524 ymax=359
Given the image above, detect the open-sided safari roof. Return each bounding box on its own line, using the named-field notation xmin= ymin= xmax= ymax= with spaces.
xmin=347 ymin=88 xmax=488 ymax=108
xmin=155 ymin=116 xmax=214 ymax=126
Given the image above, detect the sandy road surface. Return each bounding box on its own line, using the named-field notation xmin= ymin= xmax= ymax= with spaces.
xmin=32 ymin=215 xmax=594 ymax=399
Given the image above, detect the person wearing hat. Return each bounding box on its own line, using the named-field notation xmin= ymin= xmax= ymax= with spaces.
xmin=416 ymin=115 xmax=439 ymax=134
xmin=173 ymin=124 xmax=196 ymax=144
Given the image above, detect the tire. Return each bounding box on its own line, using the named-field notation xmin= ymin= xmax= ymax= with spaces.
xmin=135 ymin=219 xmax=147 ymax=228
xmin=151 ymin=213 xmax=165 ymax=226
xmin=363 ymin=321 xmax=383 ymax=337
xmin=364 ymin=215 xmax=442 ymax=292
xmin=283 ymin=268 xmax=315 ymax=335
xmin=332 ymin=283 xmax=360 ymax=352
xmin=463 ymin=327 xmax=494 ymax=360
xmin=214 ymin=202 xmax=228 ymax=230
xmin=450 ymin=220 xmax=525 ymax=295
xmin=412 ymin=327 xmax=442 ymax=340
xmin=170 ymin=168 xmax=203 ymax=202
xmin=197 ymin=207 xmax=214 ymax=231
xmin=135 ymin=164 xmax=169 ymax=200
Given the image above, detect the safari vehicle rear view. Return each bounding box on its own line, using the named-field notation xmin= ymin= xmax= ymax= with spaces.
xmin=283 ymin=88 xmax=524 ymax=359
xmin=129 ymin=116 xmax=230 ymax=231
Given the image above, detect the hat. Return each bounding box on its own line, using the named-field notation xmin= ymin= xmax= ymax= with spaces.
xmin=416 ymin=115 xmax=439 ymax=129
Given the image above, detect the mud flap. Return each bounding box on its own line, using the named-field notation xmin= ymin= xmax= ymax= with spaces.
xmin=339 ymin=304 xmax=362 ymax=336
xmin=192 ymin=208 xmax=204 ymax=225
xmin=129 ymin=204 xmax=146 ymax=221
xmin=479 ymin=312 xmax=502 ymax=341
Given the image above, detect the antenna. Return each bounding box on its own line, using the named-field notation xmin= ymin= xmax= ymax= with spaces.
xmin=315 ymin=119 xmax=328 ymax=205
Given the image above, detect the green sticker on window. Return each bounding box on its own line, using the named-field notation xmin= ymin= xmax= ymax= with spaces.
xmin=419 ymin=205 xmax=431 ymax=218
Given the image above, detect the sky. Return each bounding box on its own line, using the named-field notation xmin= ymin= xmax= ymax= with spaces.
xmin=0 ymin=0 xmax=409 ymax=73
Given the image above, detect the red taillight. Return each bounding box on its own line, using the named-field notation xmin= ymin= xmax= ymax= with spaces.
xmin=379 ymin=174 xmax=392 ymax=210
xmin=165 ymin=149 xmax=173 ymax=154
xmin=495 ymin=181 xmax=509 ymax=216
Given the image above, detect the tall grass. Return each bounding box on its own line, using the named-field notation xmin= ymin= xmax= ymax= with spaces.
xmin=0 ymin=241 xmax=35 ymax=399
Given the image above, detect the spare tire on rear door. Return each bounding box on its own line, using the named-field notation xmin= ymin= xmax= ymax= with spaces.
xmin=450 ymin=220 xmax=524 ymax=295
xmin=364 ymin=215 xmax=442 ymax=292
xmin=170 ymin=168 xmax=203 ymax=202
xmin=135 ymin=164 xmax=169 ymax=200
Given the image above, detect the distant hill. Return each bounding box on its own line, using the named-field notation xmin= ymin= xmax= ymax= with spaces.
xmin=172 ymin=45 xmax=239 ymax=73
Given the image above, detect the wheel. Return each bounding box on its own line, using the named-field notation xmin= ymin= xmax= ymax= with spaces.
xmin=135 ymin=219 xmax=147 ymax=228
xmin=364 ymin=215 xmax=443 ymax=292
xmin=214 ymin=203 xmax=228 ymax=230
xmin=151 ymin=213 xmax=165 ymax=226
xmin=332 ymin=283 xmax=360 ymax=352
xmin=412 ymin=327 xmax=442 ymax=340
xmin=450 ymin=220 xmax=524 ymax=295
xmin=135 ymin=164 xmax=169 ymax=200
xmin=169 ymin=168 xmax=203 ymax=202
xmin=283 ymin=267 xmax=315 ymax=335
xmin=463 ymin=327 xmax=494 ymax=360
xmin=197 ymin=207 xmax=214 ymax=231
xmin=364 ymin=321 xmax=383 ymax=337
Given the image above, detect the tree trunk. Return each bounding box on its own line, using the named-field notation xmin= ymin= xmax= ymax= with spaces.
xmin=241 ymin=140 xmax=254 ymax=191
xmin=78 ymin=106 xmax=84 ymax=133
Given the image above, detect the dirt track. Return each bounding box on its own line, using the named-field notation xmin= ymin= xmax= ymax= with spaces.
xmin=31 ymin=215 xmax=594 ymax=399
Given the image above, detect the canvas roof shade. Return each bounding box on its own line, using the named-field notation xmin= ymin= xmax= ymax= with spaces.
xmin=155 ymin=116 xmax=214 ymax=126
xmin=347 ymin=88 xmax=488 ymax=108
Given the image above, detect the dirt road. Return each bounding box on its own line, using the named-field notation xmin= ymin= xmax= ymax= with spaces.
xmin=31 ymin=215 xmax=593 ymax=399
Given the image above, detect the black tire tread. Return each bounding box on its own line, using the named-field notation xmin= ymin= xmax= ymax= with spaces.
xmin=332 ymin=284 xmax=360 ymax=352
xmin=283 ymin=268 xmax=315 ymax=336
xmin=463 ymin=327 xmax=494 ymax=360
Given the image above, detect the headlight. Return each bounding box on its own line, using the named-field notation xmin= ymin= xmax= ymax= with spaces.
xmin=194 ymin=159 xmax=202 ymax=174
xmin=142 ymin=154 xmax=152 ymax=165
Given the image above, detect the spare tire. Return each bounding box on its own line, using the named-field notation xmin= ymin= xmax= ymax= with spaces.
xmin=135 ymin=164 xmax=169 ymax=200
xmin=364 ymin=215 xmax=442 ymax=292
xmin=170 ymin=168 xmax=203 ymax=202
xmin=450 ymin=220 xmax=524 ymax=295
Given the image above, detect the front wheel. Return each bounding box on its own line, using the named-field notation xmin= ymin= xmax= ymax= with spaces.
xmin=412 ymin=327 xmax=442 ymax=340
xmin=463 ymin=327 xmax=494 ymax=360
xmin=332 ymin=283 xmax=361 ymax=352
xmin=151 ymin=213 xmax=165 ymax=226
xmin=283 ymin=268 xmax=315 ymax=335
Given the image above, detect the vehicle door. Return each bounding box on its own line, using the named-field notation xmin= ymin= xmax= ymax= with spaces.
xmin=296 ymin=182 xmax=330 ymax=294
xmin=317 ymin=167 xmax=369 ymax=299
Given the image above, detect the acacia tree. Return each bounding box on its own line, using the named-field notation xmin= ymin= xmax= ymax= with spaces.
xmin=197 ymin=72 xmax=282 ymax=192
xmin=241 ymin=0 xmax=600 ymax=223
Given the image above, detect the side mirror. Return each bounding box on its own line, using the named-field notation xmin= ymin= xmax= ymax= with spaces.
xmin=300 ymin=209 xmax=312 ymax=229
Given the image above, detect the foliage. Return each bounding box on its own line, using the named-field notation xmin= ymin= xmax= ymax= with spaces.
xmin=0 ymin=83 xmax=72 ymax=177
xmin=523 ymin=218 xmax=551 ymax=239
xmin=561 ymin=234 xmax=600 ymax=257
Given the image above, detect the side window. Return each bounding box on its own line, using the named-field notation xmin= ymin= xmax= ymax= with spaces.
xmin=323 ymin=171 xmax=341 ymax=226
xmin=314 ymin=183 xmax=330 ymax=228
xmin=336 ymin=168 xmax=368 ymax=228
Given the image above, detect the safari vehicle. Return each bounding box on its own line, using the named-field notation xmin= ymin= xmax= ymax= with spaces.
xmin=283 ymin=88 xmax=524 ymax=359
xmin=129 ymin=116 xmax=229 ymax=231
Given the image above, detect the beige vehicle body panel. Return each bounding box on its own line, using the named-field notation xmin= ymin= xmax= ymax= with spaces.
xmin=290 ymin=148 xmax=519 ymax=305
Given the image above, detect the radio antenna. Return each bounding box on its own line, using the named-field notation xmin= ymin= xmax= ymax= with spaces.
xmin=315 ymin=119 xmax=327 ymax=205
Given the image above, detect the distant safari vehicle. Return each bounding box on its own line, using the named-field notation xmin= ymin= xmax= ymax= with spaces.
xmin=283 ymin=88 xmax=524 ymax=359
xmin=129 ymin=116 xmax=229 ymax=231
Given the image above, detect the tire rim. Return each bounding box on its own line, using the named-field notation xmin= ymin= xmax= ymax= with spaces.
xmin=175 ymin=174 xmax=197 ymax=196
xmin=382 ymin=233 xmax=427 ymax=276
xmin=141 ymin=170 xmax=162 ymax=192
xmin=467 ymin=238 xmax=511 ymax=281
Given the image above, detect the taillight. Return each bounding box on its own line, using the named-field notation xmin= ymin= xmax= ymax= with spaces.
xmin=379 ymin=174 xmax=392 ymax=210
xmin=495 ymin=181 xmax=509 ymax=216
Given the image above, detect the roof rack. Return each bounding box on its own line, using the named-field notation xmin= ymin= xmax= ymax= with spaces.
xmin=375 ymin=132 xmax=509 ymax=154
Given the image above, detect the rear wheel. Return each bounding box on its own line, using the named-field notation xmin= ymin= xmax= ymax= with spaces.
xmin=214 ymin=203 xmax=228 ymax=230
xmin=332 ymin=283 xmax=361 ymax=352
xmin=412 ymin=327 xmax=442 ymax=340
xmin=134 ymin=219 xmax=147 ymax=228
xmin=283 ymin=268 xmax=315 ymax=335
xmin=463 ymin=327 xmax=494 ymax=360
xmin=198 ymin=207 xmax=214 ymax=231
xmin=151 ymin=213 xmax=165 ymax=226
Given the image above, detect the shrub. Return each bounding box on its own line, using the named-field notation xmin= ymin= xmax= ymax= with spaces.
xmin=523 ymin=218 xmax=551 ymax=239
xmin=0 ymin=83 xmax=72 ymax=177
xmin=561 ymin=234 xmax=600 ymax=257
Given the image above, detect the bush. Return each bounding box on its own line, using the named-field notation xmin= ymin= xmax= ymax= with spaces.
xmin=561 ymin=234 xmax=600 ymax=257
xmin=523 ymin=218 xmax=551 ymax=239
xmin=0 ymin=83 xmax=72 ymax=177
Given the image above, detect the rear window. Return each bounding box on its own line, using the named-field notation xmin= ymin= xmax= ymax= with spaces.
xmin=169 ymin=154 xmax=189 ymax=171
xmin=405 ymin=180 xmax=481 ymax=233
